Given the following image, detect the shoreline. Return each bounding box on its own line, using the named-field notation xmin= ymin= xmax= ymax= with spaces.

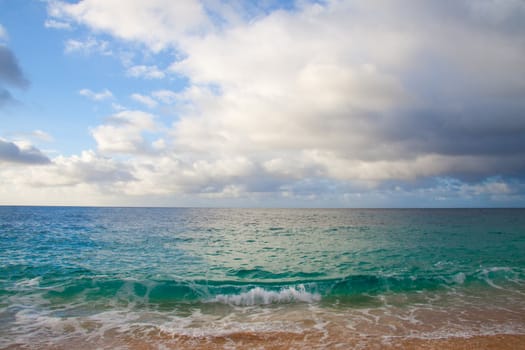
xmin=4 ymin=333 xmax=525 ymax=349
xmin=149 ymin=333 xmax=525 ymax=350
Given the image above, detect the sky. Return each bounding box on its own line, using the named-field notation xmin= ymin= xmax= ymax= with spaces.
xmin=0 ymin=0 xmax=525 ymax=207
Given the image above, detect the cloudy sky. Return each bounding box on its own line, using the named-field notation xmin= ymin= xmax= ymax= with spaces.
xmin=1 ymin=0 xmax=524 ymax=207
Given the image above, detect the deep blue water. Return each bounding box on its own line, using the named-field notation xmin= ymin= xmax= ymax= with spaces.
xmin=1 ymin=207 xmax=525 ymax=347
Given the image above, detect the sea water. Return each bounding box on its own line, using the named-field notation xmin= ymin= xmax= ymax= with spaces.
xmin=1 ymin=207 xmax=524 ymax=348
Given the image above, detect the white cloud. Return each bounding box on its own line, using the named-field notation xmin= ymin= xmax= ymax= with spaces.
xmin=91 ymin=110 xmax=159 ymax=154
xmin=0 ymin=149 xmax=136 ymax=205
xmin=44 ymin=19 xmax=71 ymax=29
xmin=65 ymin=37 xmax=111 ymax=55
xmin=31 ymin=150 xmax=134 ymax=187
xmin=31 ymin=130 xmax=54 ymax=142
xmin=48 ymin=0 xmax=210 ymax=51
xmin=111 ymin=102 xmax=126 ymax=111
xmin=0 ymin=24 xmax=7 ymax=41
xmin=131 ymin=93 xmax=158 ymax=108
xmin=13 ymin=0 xmax=524 ymax=206
xmin=151 ymin=89 xmax=178 ymax=104
xmin=126 ymin=65 xmax=165 ymax=79
xmin=117 ymin=154 xmax=257 ymax=197
xmin=7 ymin=130 xmax=54 ymax=143
xmin=79 ymin=88 xmax=113 ymax=101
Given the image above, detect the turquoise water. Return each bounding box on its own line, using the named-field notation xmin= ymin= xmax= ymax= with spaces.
xmin=1 ymin=207 xmax=525 ymax=347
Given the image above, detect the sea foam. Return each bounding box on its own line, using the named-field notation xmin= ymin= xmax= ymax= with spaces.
xmin=213 ymin=285 xmax=321 ymax=306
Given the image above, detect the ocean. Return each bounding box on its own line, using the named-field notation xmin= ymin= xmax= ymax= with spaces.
xmin=1 ymin=207 xmax=524 ymax=349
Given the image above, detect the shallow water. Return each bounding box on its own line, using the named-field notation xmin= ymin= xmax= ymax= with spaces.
xmin=1 ymin=207 xmax=524 ymax=348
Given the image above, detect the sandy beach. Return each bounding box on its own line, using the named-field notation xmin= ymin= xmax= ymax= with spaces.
xmin=123 ymin=333 xmax=525 ymax=350
xmin=4 ymin=332 xmax=525 ymax=349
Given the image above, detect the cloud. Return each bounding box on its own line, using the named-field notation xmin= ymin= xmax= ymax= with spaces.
xmin=0 ymin=150 xmax=137 ymax=206
xmin=31 ymin=130 xmax=54 ymax=142
xmin=0 ymin=139 xmax=50 ymax=164
xmin=131 ymin=93 xmax=158 ymax=108
xmin=151 ymin=89 xmax=178 ymax=104
xmin=114 ymin=154 xmax=260 ymax=198
xmin=0 ymin=88 xmax=14 ymax=107
xmin=0 ymin=24 xmax=7 ymax=41
xmin=111 ymin=102 xmax=126 ymax=111
xmin=0 ymin=44 xmax=29 ymax=107
xmin=33 ymin=150 xmax=135 ymax=186
xmin=126 ymin=65 xmax=165 ymax=79
xmin=0 ymin=45 xmax=29 ymax=88
xmin=22 ymin=0 xmax=525 ymax=206
xmin=166 ymin=0 xmax=525 ymax=184
xmin=48 ymin=0 xmax=210 ymax=51
xmin=91 ymin=110 xmax=160 ymax=154
xmin=65 ymin=37 xmax=111 ymax=55
xmin=44 ymin=19 xmax=71 ymax=30
xmin=79 ymin=88 xmax=113 ymax=101
xmin=7 ymin=130 xmax=54 ymax=143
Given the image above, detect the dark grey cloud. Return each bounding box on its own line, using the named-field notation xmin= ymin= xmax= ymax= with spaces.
xmin=0 ymin=45 xmax=29 ymax=107
xmin=0 ymin=87 xmax=13 ymax=107
xmin=310 ymin=0 xmax=525 ymax=182
xmin=0 ymin=45 xmax=29 ymax=88
xmin=0 ymin=139 xmax=50 ymax=164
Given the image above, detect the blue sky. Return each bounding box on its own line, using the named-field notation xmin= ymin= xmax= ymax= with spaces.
xmin=1 ymin=0 xmax=525 ymax=207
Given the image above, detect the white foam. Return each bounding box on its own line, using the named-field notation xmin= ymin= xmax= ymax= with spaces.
xmin=4 ymin=298 xmax=525 ymax=349
xmin=478 ymin=267 xmax=511 ymax=290
xmin=483 ymin=266 xmax=512 ymax=273
xmin=453 ymin=272 xmax=466 ymax=285
xmin=212 ymin=285 xmax=321 ymax=306
xmin=13 ymin=277 xmax=41 ymax=289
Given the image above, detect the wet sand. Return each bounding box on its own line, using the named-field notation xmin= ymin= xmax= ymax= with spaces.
xmin=3 ymin=292 xmax=524 ymax=349
xmin=5 ymin=332 xmax=525 ymax=349
xmin=125 ymin=333 xmax=525 ymax=350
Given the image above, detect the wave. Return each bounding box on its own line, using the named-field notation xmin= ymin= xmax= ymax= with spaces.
xmin=212 ymin=285 xmax=321 ymax=306
xmin=227 ymin=268 xmax=325 ymax=280
xmin=5 ymin=266 xmax=523 ymax=308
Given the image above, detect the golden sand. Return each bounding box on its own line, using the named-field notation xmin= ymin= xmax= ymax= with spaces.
xmin=145 ymin=333 xmax=525 ymax=350
xmin=4 ymin=303 xmax=525 ymax=349
xmin=5 ymin=332 xmax=525 ymax=349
